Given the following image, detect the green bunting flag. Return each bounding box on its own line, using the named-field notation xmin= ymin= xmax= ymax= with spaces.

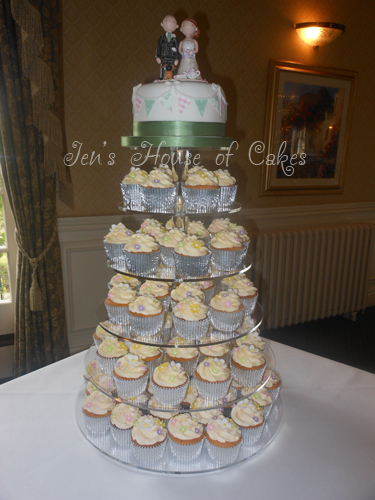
xmin=145 ymin=99 xmax=156 ymax=116
xmin=195 ymin=99 xmax=207 ymax=117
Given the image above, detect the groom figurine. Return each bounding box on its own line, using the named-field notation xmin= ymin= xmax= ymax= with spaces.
xmin=156 ymin=15 xmax=179 ymax=80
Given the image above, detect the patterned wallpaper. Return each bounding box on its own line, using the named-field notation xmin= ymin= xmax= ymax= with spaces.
xmin=57 ymin=0 xmax=375 ymax=217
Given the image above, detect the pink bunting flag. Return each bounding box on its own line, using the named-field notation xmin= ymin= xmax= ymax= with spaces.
xmin=177 ymin=95 xmax=192 ymax=114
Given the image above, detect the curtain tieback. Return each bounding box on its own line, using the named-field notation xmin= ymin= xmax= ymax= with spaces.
xmin=15 ymin=222 xmax=58 ymax=311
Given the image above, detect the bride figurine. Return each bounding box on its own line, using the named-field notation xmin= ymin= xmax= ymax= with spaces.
xmin=176 ymin=18 xmax=201 ymax=80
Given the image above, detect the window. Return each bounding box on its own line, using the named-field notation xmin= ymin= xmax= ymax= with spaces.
xmin=0 ymin=174 xmax=16 ymax=335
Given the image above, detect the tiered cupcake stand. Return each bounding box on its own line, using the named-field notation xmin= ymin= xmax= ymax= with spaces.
xmin=75 ymin=147 xmax=283 ymax=474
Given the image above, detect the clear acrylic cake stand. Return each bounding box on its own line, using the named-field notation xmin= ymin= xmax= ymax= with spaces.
xmin=76 ymin=146 xmax=283 ymax=473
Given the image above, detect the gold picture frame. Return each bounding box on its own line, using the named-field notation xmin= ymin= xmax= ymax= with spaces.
xmin=260 ymin=60 xmax=357 ymax=196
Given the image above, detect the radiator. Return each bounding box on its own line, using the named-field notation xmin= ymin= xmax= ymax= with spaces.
xmin=251 ymin=223 xmax=375 ymax=329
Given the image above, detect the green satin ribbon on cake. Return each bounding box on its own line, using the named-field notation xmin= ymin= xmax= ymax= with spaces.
xmin=133 ymin=121 xmax=226 ymax=138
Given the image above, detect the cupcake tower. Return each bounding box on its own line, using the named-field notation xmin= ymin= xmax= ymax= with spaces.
xmin=79 ymin=159 xmax=283 ymax=471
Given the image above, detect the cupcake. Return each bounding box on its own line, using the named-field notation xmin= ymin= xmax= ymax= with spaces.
xmin=228 ymin=223 xmax=250 ymax=248
xmin=214 ymin=169 xmax=237 ymax=210
xmin=121 ymin=167 xmax=147 ymax=210
xmin=231 ymin=398 xmax=265 ymax=446
xmin=248 ymin=388 xmax=273 ymax=419
xmin=182 ymin=170 xmax=220 ymax=213
xmin=157 ymin=229 xmax=186 ymax=266
xmin=166 ymin=336 xmax=199 ymax=376
xmin=205 ymin=416 xmax=242 ymax=465
xmin=140 ymin=168 xmax=177 ymax=212
xmin=230 ymin=344 xmax=266 ymax=387
xmin=131 ymin=415 xmax=168 ymax=465
xmin=96 ymin=336 xmax=128 ymax=375
xmin=189 ymin=397 xmax=223 ymax=424
xmin=209 ymin=290 xmax=244 ymax=331
xmin=112 ymin=353 xmax=149 ymax=398
xmin=84 ymin=360 xmax=102 ymax=381
xmin=262 ymin=369 xmax=281 ymax=403
xmin=168 ymin=413 xmax=204 ymax=461
xmin=93 ymin=321 xmax=114 ymax=348
xmin=198 ymin=280 xmax=216 ymax=304
xmin=194 ymin=357 xmax=232 ymax=401
xmin=181 ymin=381 xmax=199 ymax=407
xmin=165 ymin=218 xmax=175 ymax=230
xmin=228 ymin=277 xmax=258 ymax=315
xmin=158 ymin=164 xmax=178 ymax=183
xmin=198 ymin=336 xmax=230 ymax=364
xmin=216 ymin=386 xmax=238 ymax=417
xmin=186 ymin=220 xmax=210 ymax=244
xmin=103 ymin=223 xmax=134 ymax=262
xmin=148 ymin=396 xmax=179 ymax=422
xmin=234 ymin=329 xmax=266 ymax=352
xmin=139 ymin=280 xmax=171 ymax=311
xmin=82 ymin=391 xmax=115 ymax=434
xmin=171 ymin=282 xmax=205 ymax=305
xmin=139 ymin=218 xmax=164 ymax=231
xmin=124 ymin=234 xmax=160 ymax=275
xmin=221 ymin=273 xmax=248 ymax=290
xmin=105 ymin=283 xmax=137 ymax=325
xmin=110 ymin=403 xmax=143 ymax=446
xmin=208 ymin=218 xmax=231 ymax=238
xmin=173 ymin=236 xmax=211 ymax=278
xmin=108 ymin=274 xmax=141 ymax=290
xmin=151 ymin=361 xmax=189 ymax=406
xmin=129 ymin=340 xmax=163 ymax=373
xmin=129 ymin=296 xmax=165 ymax=336
xmin=210 ymin=230 xmax=247 ymax=271
xmin=172 ymin=298 xmax=210 ymax=340
xmin=86 ymin=372 xmax=116 ymax=396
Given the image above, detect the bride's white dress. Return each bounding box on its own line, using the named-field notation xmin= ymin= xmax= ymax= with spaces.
xmin=177 ymin=40 xmax=200 ymax=76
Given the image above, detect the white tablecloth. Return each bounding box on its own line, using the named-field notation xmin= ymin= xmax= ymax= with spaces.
xmin=1 ymin=341 xmax=374 ymax=500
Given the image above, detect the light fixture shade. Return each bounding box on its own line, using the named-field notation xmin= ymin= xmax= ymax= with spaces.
xmin=295 ymin=22 xmax=345 ymax=47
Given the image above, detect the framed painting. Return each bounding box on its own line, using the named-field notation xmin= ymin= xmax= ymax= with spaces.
xmin=261 ymin=60 xmax=357 ymax=195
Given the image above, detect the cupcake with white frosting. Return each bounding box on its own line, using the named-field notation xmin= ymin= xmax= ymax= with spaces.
xmin=108 ymin=274 xmax=141 ymax=290
xmin=105 ymin=283 xmax=137 ymax=325
xmin=151 ymin=361 xmax=189 ymax=406
xmin=173 ymin=236 xmax=211 ymax=278
xmin=85 ymin=372 xmax=116 ymax=396
xmin=124 ymin=234 xmax=160 ymax=275
xmin=96 ymin=336 xmax=128 ymax=375
xmin=121 ymin=167 xmax=147 ymax=210
xmin=208 ymin=218 xmax=231 ymax=238
xmin=205 ymin=416 xmax=242 ymax=465
xmin=171 ymin=282 xmax=205 ymax=305
xmin=231 ymin=398 xmax=264 ymax=446
xmin=247 ymin=387 xmax=273 ymax=419
xmin=93 ymin=321 xmax=114 ymax=348
xmin=228 ymin=223 xmax=250 ymax=248
xmin=103 ymin=223 xmax=134 ymax=262
xmin=139 ymin=280 xmax=171 ymax=311
xmin=182 ymin=170 xmax=220 ymax=213
xmin=168 ymin=413 xmax=204 ymax=461
xmin=112 ymin=353 xmax=149 ymax=398
xmin=214 ymin=169 xmax=237 ymax=210
xmin=209 ymin=290 xmax=244 ymax=331
xmin=148 ymin=396 xmax=179 ymax=422
xmin=262 ymin=369 xmax=281 ymax=403
xmin=228 ymin=277 xmax=258 ymax=315
xmin=210 ymin=230 xmax=247 ymax=271
xmin=166 ymin=336 xmax=199 ymax=376
xmin=140 ymin=168 xmax=177 ymax=212
xmin=189 ymin=396 xmax=223 ymax=424
xmin=172 ymin=298 xmax=210 ymax=340
xmin=186 ymin=220 xmax=210 ymax=244
xmin=230 ymin=344 xmax=266 ymax=387
xmin=84 ymin=359 xmax=102 ymax=381
xmin=198 ymin=336 xmax=230 ymax=364
xmin=82 ymin=391 xmax=115 ymax=434
xmin=194 ymin=357 xmax=232 ymax=401
xmin=216 ymin=386 xmax=238 ymax=417
xmin=110 ymin=403 xmax=143 ymax=446
xmin=221 ymin=273 xmax=248 ymax=290
xmin=129 ymin=295 xmax=165 ymax=336
xmin=198 ymin=280 xmax=216 ymax=304
xmin=233 ymin=329 xmax=266 ymax=352
xmin=131 ymin=415 xmax=168 ymax=465
xmin=157 ymin=229 xmax=186 ymax=266
xmin=129 ymin=339 xmax=163 ymax=373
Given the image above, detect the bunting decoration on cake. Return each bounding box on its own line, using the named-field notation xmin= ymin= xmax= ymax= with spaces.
xmin=144 ymin=99 xmax=156 ymax=117
xmin=135 ymin=96 xmax=144 ymax=115
xmin=158 ymin=92 xmax=173 ymax=112
xmin=194 ymin=99 xmax=207 ymax=117
xmin=177 ymin=95 xmax=192 ymax=114
xmin=208 ymin=94 xmax=220 ymax=113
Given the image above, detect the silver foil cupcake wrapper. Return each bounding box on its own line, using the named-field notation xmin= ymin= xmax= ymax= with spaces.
xmin=113 ymin=371 xmax=149 ymax=398
xmin=158 ymin=295 xmax=171 ymax=312
xmin=268 ymin=385 xmax=281 ymax=403
xmin=96 ymin=355 xmax=119 ymax=375
xmin=160 ymin=246 xmax=176 ymax=267
xmin=181 ymin=186 xmax=220 ymax=213
xmin=230 ymin=360 xmax=266 ymax=387
xmin=169 ymin=438 xmax=204 ymax=461
xmin=210 ymin=308 xmax=244 ymax=332
xmin=203 ymin=286 xmax=216 ymax=305
xmin=104 ymin=303 xmax=130 ymax=325
xmin=172 ymin=315 xmax=210 ymax=340
xmin=110 ymin=423 xmax=132 ymax=447
xmin=121 ymin=183 xmax=142 ymax=211
xmin=83 ymin=412 xmax=111 ymax=434
xmin=166 ymin=354 xmax=199 ymax=376
xmin=217 ymin=185 xmax=238 ymax=211
xmin=206 ymin=439 xmax=242 ymax=466
xmin=240 ymin=423 xmax=265 ymax=446
xmin=173 ymin=251 xmax=211 ymax=278
xmin=151 ymin=378 xmax=189 ymax=406
xmin=132 ymin=438 xmax=168 ymax=465
xmin=129 ymin=310 xmax=165 ymax=336
xmin=242 ymin=295 xmax=258 ymax=316
xmin=124 ymin=249 xmax=160 ymax=275
xmin=193 ymin=376 xmax=232 ymax=401
xmin=103 ymin=242 xmax=126 ymax=262
xmin=93 ymin=335 xmax=105 ymax=349
xmin=139 ymin=186 xmax=177 ymax=213
xmin=146 ymin=356 xmax=163 ymax=374
xmin=210 ymin=246 xmax=247 ymax=271
xmin=261 ymin=402 xmax=273 ymax=420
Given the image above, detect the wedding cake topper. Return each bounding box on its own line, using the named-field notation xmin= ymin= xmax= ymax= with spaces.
xmin=155 ymin=15 xmax=180 ymax=80
xmin=175 ymin=18 xmax=201 ymax=80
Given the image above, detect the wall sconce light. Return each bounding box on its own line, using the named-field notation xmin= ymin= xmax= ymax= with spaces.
xmin=295 ymin=22 xmax=345 ymax=48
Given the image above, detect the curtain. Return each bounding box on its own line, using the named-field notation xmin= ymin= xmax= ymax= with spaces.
xmin=0 ymin=0 xmax=70 ymax=376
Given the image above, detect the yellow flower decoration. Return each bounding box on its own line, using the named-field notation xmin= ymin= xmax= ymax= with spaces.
xmin=192 ymin=241 xmax=202 ymax=250
xmin=198 ymin=171 xmax=207 ymax=178
xmin=190 ymin=304 xmax=201 ymax=315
